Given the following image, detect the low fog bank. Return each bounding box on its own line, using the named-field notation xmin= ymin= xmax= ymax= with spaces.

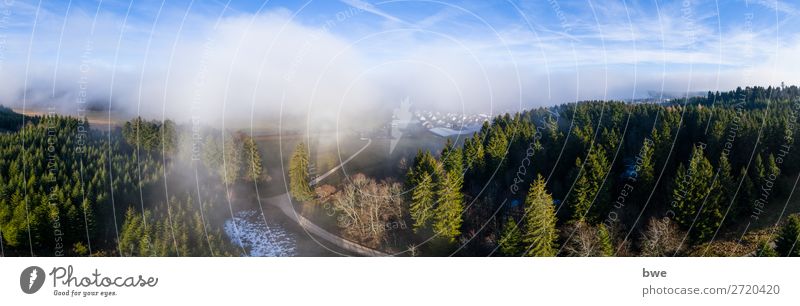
xmin=0 ymin=10 xmax=388 ymax=131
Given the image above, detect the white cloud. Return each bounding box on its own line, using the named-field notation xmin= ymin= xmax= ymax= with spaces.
xmin=1 ymin=1 xmax=799 ymax=127
xmin=1 ymin=8 xmax=382 ymax=129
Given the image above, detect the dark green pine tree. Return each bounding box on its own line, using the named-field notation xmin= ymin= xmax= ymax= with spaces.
xmin=767 ymin=154 xmax=780 ymax=177
xmin=289 ymin=142 xmax=314 ymax=201
xmin=407 ymin=150 xmax=440 ymax=231
xmin=221 ymin=136 xmax=242 ymax=185
xmin=736 ymin=167 xmax=756 ymax=218
xmin=767 ymin=154 xmax=780 ymax=194
xmin=0 ymin=198 xmax=12 ymax=245
xmin=202 ymin=135 xmax=223 ymax=174
xmin=775 ymin=215 xmax=800 ymax=257
xmin=484 ymin=125 xmax=508 ymax=171
xmin=161 ymin=120 xmax=178 ymax=156
xmin=119 ymin=207 xmax=144 ymax=256
xmin=440 ymin=138 xmax=463 ymax=174
xmin=406 ymin=150 xmax=437 ymax=188
xmin=498 ymin=217 xmax=523 ymax=256
xmin=671 ymin=144 xmax=720 ymax=242
xmin=570 ymin=145 xmax=610 ymax=222
xmin=433 ymin=141 xmax=464 ymax=242
xmin=596 ymin=224 xmax=614 ymax=256
xmin=585 ymin=145 xmax=610 ymax=221
xmin=716 ymin=154 xmax=735 ymax=219
xmin=433 ymin=172 xmax=463 ymax=242
xmin=755 ymin=238 xmax=778 ymax=257
xmin=637 ymin=138 xmax=656 ymax=190
xmin=752 ymin=154 xmax=766 ymax=186
xmin=242 ymin=136 xmax=264 ymax=182
xmin=409 ymin=172 xmax=435 ymax=232
xmin=522 ymin=175 xmax=558 ymax=257
xmin=462 ymin=135 xmax=485 ymax=172
xmin=570 ymin=157 xmax=591 ymax=221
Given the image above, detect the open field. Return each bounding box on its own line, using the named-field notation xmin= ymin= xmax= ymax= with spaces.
xmin=13 ymin=107 xmax=124 ymax=128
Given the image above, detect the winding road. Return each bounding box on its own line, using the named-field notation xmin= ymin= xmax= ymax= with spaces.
xmin=310 ymin=138 xmax=372 ymax=185
xmin=263 ymin=138 xmax=388 ymax=256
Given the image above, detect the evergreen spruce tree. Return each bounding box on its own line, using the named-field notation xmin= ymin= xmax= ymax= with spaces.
xmin=463 ymin=134 xmax=485 ymax=171
xmin=767 ymin=154 xmax=781 ymax=195
xmin=119 ymin=208 xmax=143 ymax=256
xmin=409 ymin=172 xmax=435 ymax=231
xmin=522 ymin=175 xmax=558 ymax=257
xmin=440 ymin=138 xmax=463 ymax=174
xmin=289 ymin=142 xmax=313 ymax=201
xmin=775 ymin=215 xmax=800 ymax=257
xmin=755 ymin=238 xmax=778 ymax=257
xmin=432 ymin=175 xmax=463 ymax=242
xmin=736 ymin=168 xmax=755 ymax=218
xmin=670 ymin=144 xmax=720 ymax=241
xmin=715 ymin=154 xmax=735 ymax=223
xmin=638 ymin=138 xmax=656 ymax=189
xmin=433 ymin=144 xmax=464 ymax=242
xmin=161 ymin=120 xmax=178 ymax=155
xmin=202 ymin=135 xmax=223 ymax=174
xmin=585 ymin=145 xmax=610 ymax=221
xmin=767 ymin=154 xmax=780 ymax=177
xmin=222 ymin=136 xmax=242 ymax=185
xmin=242 ymin=136 xmax=264 ymax=182
xmin=405 ymin=150 xmax=423 ymax=189
xmin=407 ymin=150 xmax=440 ymax=231
xmin=596 ymin=224 xmax=614 ymax=256
xmin=485 ymin=126 xmax=508 ymax=170
xmin=570 ymin=145 xmax=610 ymax=222
xmin=498 ymin=217 xmax=522 ymax=256
xmin=570 ymin=158 xmax=591 ymax=221
xmin=753 ymin=154 xmax=766 ymax=185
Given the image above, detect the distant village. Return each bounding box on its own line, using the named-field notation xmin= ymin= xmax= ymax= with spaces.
xmin=410 ymin=110 xmax=489 ymax=137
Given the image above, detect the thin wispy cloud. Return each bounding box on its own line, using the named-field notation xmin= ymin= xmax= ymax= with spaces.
xmin=0 ymin=0 xmax=798 ymax=119
xmin=754 ymin=0 xmax=798 ymax=16
xmin=339 ymin=0 xmax=408 ymax=24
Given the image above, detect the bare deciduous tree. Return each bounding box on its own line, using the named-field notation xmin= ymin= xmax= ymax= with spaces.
xmin=640 ymin=217 xmax=685 ymax=256
xmin=562 ymin=221 xmax=600 ymax=257
xmin=331 ymin=174 xmax=405 ymax=248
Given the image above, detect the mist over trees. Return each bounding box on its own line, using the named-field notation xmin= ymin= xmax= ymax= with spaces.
xmin=0 ymin=109 xmax=262 ymax=256
xmin=4 ymin=85 xmax=800 ymax=257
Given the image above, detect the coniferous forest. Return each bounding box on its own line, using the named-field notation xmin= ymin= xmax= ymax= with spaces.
xmin=3 ymin=86 xmax=800 ymax=256
xmin=0 ymin=110 xmax=262 ymax=256
xmin=6 ymin=1 xmax=800 ymax=305
xmin=399 ymin=85 xmax=800 ymax=256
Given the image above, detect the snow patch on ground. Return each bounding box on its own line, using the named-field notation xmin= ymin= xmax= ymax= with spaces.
xmin=225 ymin=210 xmax=297 ymax=257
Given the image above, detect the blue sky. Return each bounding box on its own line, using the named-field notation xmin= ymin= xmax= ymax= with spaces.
xmin=1 ymin=0 xmax=798 ymax=121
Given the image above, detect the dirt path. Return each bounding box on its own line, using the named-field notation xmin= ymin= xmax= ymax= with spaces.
xmin=310 ymin=138 xmax=372 ymax=185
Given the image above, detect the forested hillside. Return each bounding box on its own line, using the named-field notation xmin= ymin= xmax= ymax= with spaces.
xmin=4 ymin=85 xmax=800 ymax=257
xmin=0 ymin=108 xmax=262 ymax=256
xmin=403 ymin=85 xmax=800 ymax=256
